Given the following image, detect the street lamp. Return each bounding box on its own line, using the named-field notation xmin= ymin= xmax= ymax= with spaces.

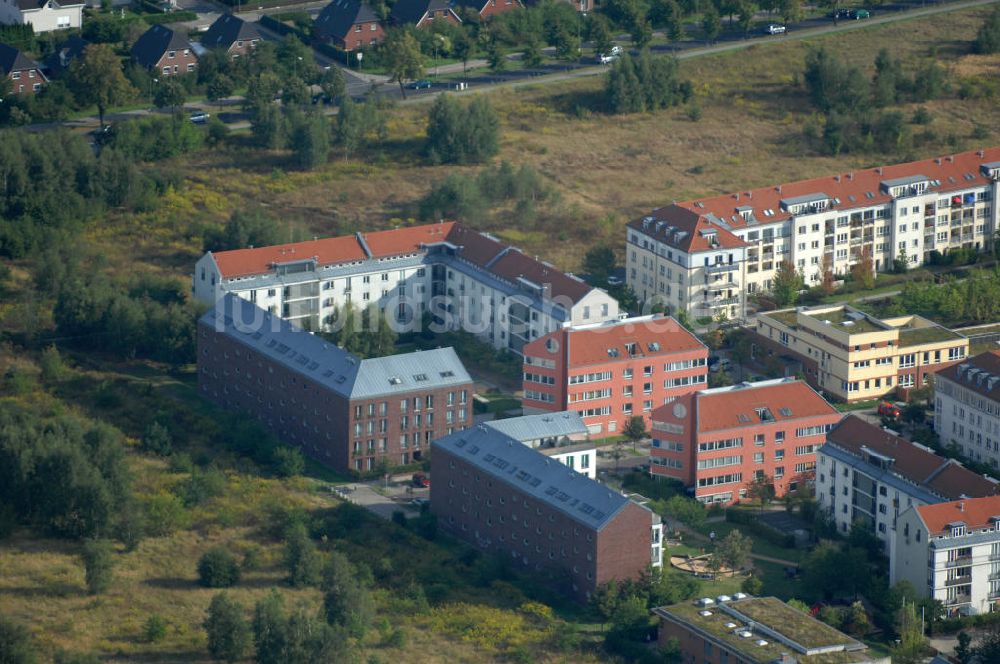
xmin=356 ymin=50 xmax=363 ymax=70
xmin=149 ymin=77 xmax=158 ymax=106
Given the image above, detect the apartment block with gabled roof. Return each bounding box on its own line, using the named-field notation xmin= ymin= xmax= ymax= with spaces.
xmin=934 ymin=350 xmax=1000 ymax=469
xmin=431 ymin=423 xmax=662 ymax=601
xmin=627 ymin=148 xmax=1000 ymax=320
xmin=649 ymin=378 xmax=841 ymax=505
xmin=816 ymin=415 xmax=1000 ymax=552
xmin=892 ymin=495 xmax=1000 ymax=616
xmin=521 ymin=315 xmax=708 ymax=437
xmin=193 ymin=221 xmax=618 ymax=357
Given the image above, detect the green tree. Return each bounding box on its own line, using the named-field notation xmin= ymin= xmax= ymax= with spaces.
xmin=606 ymin=54 xmax=644 ymax=113
xmin=771 ymin=260 xmax=803 ymax=305
xmin=844 ymin=601 xmax=869 ymax=636
xmin=715 ymin=530 xmax=752 ymax=573
xmin=522 ymin=38 xmax=544 ymax=68
xmin=589 ymin=14 xmax=615 ymax=58
xmin=207 ymin=74 xmax=235 ymax=107
xmin=737 ymin=0 xmax=756 ymax=38
xmin=154 ymin=78 xmax=186 ymax=111
xmin=851 ymin=246 xmax=875 ymax=290
xmin=319 ymin=66 xmax=345 ymax=102
xmin=205 ymin=592 xmax=251 ymax=662
xmin=955 ymin=631 xmax=973 ymax=664
xmin=272 ymin=447 xmax=305 ymax=478
xmin=702 ymin=6 xmax=721 ymax=44
xmin=69 ymin=44 xmax=135 ymax=128
xmin=322 ymin=550 xmax=375 ymax=638
xmin=893 ymin=247 xmax=909 ymax=274
xmin=39 ymin=345 xmax=67 ymax=383
xmin=250 ymin=102 xmax=287 ymax=150
xmin=623 ymin=415 xmax=647 ymax=451
xmin=0 ymin=614 xmax=37 ymax=664
xmin=284 ymin=522 xmax=323 ymax=588
xmin=583 ymin=246 xmax=617 ymax=284
xmin=252 ymin=592 xmax=288 ymax=664
xmin=198 ymin=546 xmax=241 ymax=588
xmin=778 ymin=0 xmax=802 ymax=24
xmin=424 ymin=94 xmax=499 ymax=164
xmin=972 ymin=622 xmax=1000 ymax=663
xmin=384 ymin=30 xmax=425 ymax=99
xmin=452 ymin=29 xmax=475 ymax=75
xmin=891 ymin=600 xmax=926 ymax=664
xmin=82 ymin=539 xmax=114 ymax=595
xmin=974 ymin=5 xmax=1000 ymax=54
xmin=871 ymin=47 xmax=901 ymax=107
xmin=290 ymin=111 xmax=331 ymax=170
xmin=142 ymin=421 xmax=173 ymax=456
xmin=742 ymin=575 xmax=763 ymax=595
xmin=203 ymin=207 xmax=283 ymax=252
xmin=747 ymin=473 xmax=775 ymax=511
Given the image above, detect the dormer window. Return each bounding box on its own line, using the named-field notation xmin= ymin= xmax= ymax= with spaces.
xmin=168 ymin=50 xmax=176 ymax=58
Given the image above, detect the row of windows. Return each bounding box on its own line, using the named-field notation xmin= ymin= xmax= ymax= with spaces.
xmin=698 ymin=472 xmax=742 ymax=488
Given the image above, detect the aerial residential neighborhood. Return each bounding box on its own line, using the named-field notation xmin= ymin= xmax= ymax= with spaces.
xmin=3 ymin=0 xmax=1000 ymax=662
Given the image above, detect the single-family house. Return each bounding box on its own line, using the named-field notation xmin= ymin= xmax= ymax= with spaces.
xmin=314 ymin=0 xmax=384 ymax=52
xmin=200 ymin=14 xmax=262 ymax=59
xmin=0 ymin=0 xmax=83 ymax=33
xmin=390 ymin=0 xmax=460 ymax=28
xmin=131 ymin=24 xmax=198 ymax=76
xmin=0 ymin=42 xmax=46 ymax=93
xmin=452 ymin=0 xmax=521 ymax=20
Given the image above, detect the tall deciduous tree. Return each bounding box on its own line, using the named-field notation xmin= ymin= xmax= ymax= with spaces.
xmin=702 ymin=6 xmax=721 ymax=44
xmin=851 ymin=246 xmax=875 ymax=290
xmin=205 ymin=592 xmax=251 ymax=662
xmin=716 ymin=530 xmax=752 ymax=573
xmin=771 ymin=260 xmax=803 ymax=306
xmin=69 ymin=44 xmax=136 ymax=128
xmin=384 ymin=30 xmax=425 ymax=99
xmin=82 ymin=539 xmax=115 ymax=595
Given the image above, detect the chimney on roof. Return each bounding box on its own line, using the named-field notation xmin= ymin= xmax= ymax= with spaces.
xmin=835 ymin=175 xmax=841 ymax=182
xmin=979 ymin=150 xmax=985 ymax=158
xmin=876 ymin=167 xmax=883 ymax=175
xmin=848 ymin=172 xmax=854 ymax=181
xmin=735 ymin=192 xmax=740 ymax=200
xmin=748 ymin=191 xmax=752 ymax=200
xmin=777 ymin=185 xmax=782 ymax=193
xmin=936 ymin=158 xmax=942 ymax=165
xmin=948 ymin=155 xmax=954 ymax=163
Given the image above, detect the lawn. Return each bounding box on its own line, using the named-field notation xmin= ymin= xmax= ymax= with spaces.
xmin=692 ymin=519 xmax=806 ymax=563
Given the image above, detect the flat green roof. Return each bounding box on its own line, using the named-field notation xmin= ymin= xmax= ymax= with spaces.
xmin=657 ymin=598 xmax=873 ymax=664
xmin=897 ymin=325 xmax=964 ymax=347
xmin=800 ymin=308 xmax=884 ymax=334
xmin=764 ymin=309 xmax=799 ymax=327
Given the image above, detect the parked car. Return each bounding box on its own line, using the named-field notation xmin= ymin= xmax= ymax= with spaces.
xmin=412 ymin=472 xmax=430 ymax=488
xmin=849 ymin=8 xmax=870 ymax=19
xmin=410 ymin=497 xmax=430 ymax=508
xmin=408 ymin=79 xmax=432 ymax=90
xmin=710 ymin=358 xmax=732 ymax=373
xmin=830 ymin=8 xmax=851 ymax=19
xmin=598 ymin=45 xmax=622 ymax=64
xmin=189 ymin=111 xmax=210 ymax=124
xmin=877 ymin=401 xmax=901 ymax=419
xmin=607 ymin=275 xmax=623 ymax=286
xmin=90 ymin=123 xmax=114 ymax=145
xmin=765 ymin=23 xmax=786 ymax=34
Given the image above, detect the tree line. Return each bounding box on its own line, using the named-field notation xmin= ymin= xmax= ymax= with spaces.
xmin=871 ymin=268 xmax=1000 ymax=327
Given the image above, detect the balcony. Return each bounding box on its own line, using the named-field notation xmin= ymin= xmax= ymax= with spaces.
xmin=945 ymin=575 xmax=972 ymax=586
xmin=945 ymin=556 xmax=973 ymax=568
xmin=706 ymin=263 xmax=740 ymax=274
xmin=711 ymin=297 xmax=741 ymax=306
xmin=945 ymin=594 xmax=972 ymax=606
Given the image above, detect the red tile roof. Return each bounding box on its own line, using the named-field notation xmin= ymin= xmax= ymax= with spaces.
xmin=916 ymin=495 xmax=1000 ymax=536
xmin=631 ymin=148 xmax=1000 ymax=254
xmin=626 ymin=205 xmax=748 ymax=255
xmin=208 ymin=221 xmax=600 ymax=304
xmin=528 ymin=315 xmax=706 ymax=368
xmin=826 ymin=416 xmax=1000 ymax=500
xmin=677 ymin=148 xmax=1000 ymax=231
xmin=363 ymin=222 xmax=455 ymax=258
xmin=212 ymin=235 xmax=367 ymax=278
xmin=692 ymin=380 xmax=839 ymax=433
xmin=936 ymin=350 xmax=1000 ymax=402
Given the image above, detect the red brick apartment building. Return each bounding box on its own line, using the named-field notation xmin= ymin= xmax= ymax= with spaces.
xmin=198 ymin=294 xmax=473 ymax=474
xmin=431 ymin=424 xmax=663 ymax=601
xmin=522 ymin=315 xmax=708 ymax=437
xmin=649 ymin=379 xmax=842 ymax=505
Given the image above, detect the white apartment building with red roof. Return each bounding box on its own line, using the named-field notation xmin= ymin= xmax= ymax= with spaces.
xmin=521 ymin=315 xmax=708 ymax=437
xmin=892 ymin=495 xmax=1000 ymax=616
xmin=649 ymin=378 xmax=842 ymax=505
xmin=627 ymin=148 xmax=1000 ymax=320
xmin=193 ymin=221 xmax=618 ymax=355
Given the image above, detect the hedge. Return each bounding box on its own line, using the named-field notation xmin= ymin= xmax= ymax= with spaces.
xmin=725 ymin=509 xmax=796 ymax=548
xmin=258 ymin=14 xmax=307 ymax=39
xmin=144 ymin=11 xmax=198 ymax=24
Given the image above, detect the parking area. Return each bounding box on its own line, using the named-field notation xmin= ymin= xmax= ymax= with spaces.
xmin=330 ymin=475 xmax=431 ymax=521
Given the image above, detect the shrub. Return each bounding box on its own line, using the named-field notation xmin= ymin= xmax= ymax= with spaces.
xmin=81 ymin=539 xmax=114 ymax=595
xmin=204 ymin=593 xmax=251 ymax=662
xmin=424 ymin=94 xmax=499 ymax=165
xmin=198 ymin=547 xmax=241 ymax=588
xmin=143 ymin=614 xmax=167 ymax=643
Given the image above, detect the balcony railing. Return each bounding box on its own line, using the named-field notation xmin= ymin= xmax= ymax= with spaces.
xmin=945 ymin=595 xmax=972 ymax=606
xmin=945 ymin=576 xmax=972 ymax=586
xmin=945 ymin=556 xmax=973 ymax=568
xmin=706 ymin=263 xmax=740 ymax=274
xmin=712 ymin=297 xmax=741 ymax=306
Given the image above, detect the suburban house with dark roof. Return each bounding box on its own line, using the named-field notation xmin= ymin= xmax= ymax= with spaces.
xmin=313 ymin=0 xmax=384 ymax=51
xmin=42 ymin=34 xmax=86 ymax=77
xmin=0 ymin=0 xmax=82 ymax=33
xmin=199 ymin=14 xmax=262 ymax=59
xmin=390 ymin=0 xmax=460 ymax=27
xmin=522 ymin=314 xmax=708 ymax=437
xmin=131 ymin=24 xmax=198 ymax=76
xmin=655 ymin=596 xmax=886 ymax=664
xmin=816 ymin=415 xmax=1000 ymax=551
xmin=192 ymin=221 xmax=619 ymax=356
xmin=198 ymin=294 xmax=473 ymax=474
xmin=650 ymin=378 xmax=842 ymax=505
xmin=934 ymin=350 xmax=1000 ymax=469
xmin=452 ymin=0 xmax=521 ymax=19
xmin=753 ymin=304 xmax=968 ymax=403
xmin=627 ymin=148 xmax=1000 ymax=321
xmin=892 ymin=495 xmax=1000 ymax=616
xmin=0 ymin=42 xmax=46 ymax=93
xmin=431 ymin=424 xmax=662 ymax=601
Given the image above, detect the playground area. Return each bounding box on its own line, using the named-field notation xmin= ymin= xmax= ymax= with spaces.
xmin=670 ymin=553 xmax=739 ymax=578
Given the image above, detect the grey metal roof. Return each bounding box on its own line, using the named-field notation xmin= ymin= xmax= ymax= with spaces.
xmin=434 ymin=425 xmax=640 ymax=531
xmin=817 ymin=443 xmax=944 ymax=506
xmin=484 ymin=411 xmax=588 ymax=442
xmin=201 ymin=294 xmax=470 ymax=400
xmin=881 ymin=174 xmax=929 ymax=189
xmin=780 ymin=192 xmax=829 ymax=207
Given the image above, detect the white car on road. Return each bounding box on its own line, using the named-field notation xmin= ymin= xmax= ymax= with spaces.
xmin=598 ymin=45 xmax=623 ymax=64
xmin=766 ymin=23 xmax=786 ymax=34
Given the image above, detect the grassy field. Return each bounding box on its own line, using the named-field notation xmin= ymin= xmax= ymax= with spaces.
xmin=2 ymin=6 xmax=998 ymax=662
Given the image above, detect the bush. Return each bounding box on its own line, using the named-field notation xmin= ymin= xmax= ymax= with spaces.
xmin=198 ymin=547 xmax=241 ymax=588
xmin=424 ymin=94 xmax=499 ymax=165
xmin=143 ymin=614 xmax=167 ymax=643
xmin=0 ymin=614 xmax=38 ymax=664
xmin=81 ymin=539 xmax=114 ymax=595
xmin=205 ymin=592 xmax=251 ymax=662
